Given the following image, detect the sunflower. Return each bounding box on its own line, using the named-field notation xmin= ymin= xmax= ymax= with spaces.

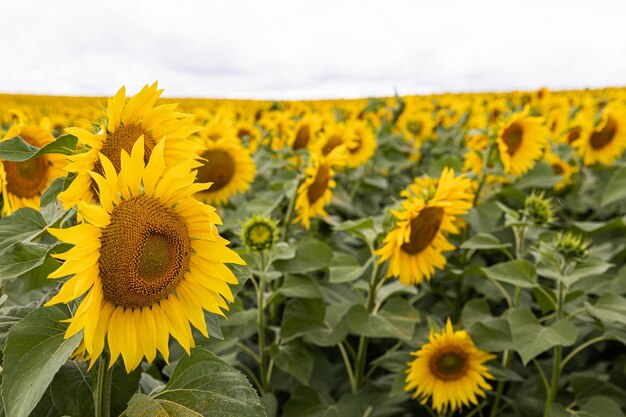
xmin=345 ymin=120 xmax=376 ymax=168
xmin=293 ymin=147 xmax=345 ymax=229
xmin=235 ymin=121 xmax=261 ymax=153
xmin=0 ymin=124 xmax=66 ymax=215
xmin=572 ymin=103 xmax=626 ymax=166
xmin=46 ymin=137 xmax=244 ymax=372
xmin=496 ymin=111 xmax=548 ymax=177
xmin=310 ymin=122 xmax=353 ymax=157
xmin=405 ymin=319 xmax=496 ymax=414
xmin=544 ymin=150 xmax=576 ymax=191
xmin=290 ymin=114 xmax=321 ymax=152
xmin=194 ymin=137 xmax=256 ymax=205
xmin=375 ymin=168 xmax=473 ymax=285
xmin=58 ymin=82 xmax=203 ymax=209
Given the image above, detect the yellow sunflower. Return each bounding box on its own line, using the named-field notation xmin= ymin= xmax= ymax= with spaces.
xmin=235 ymin=121 xmax=261 ymax=153
xmin=46 ymin=137 xmax=244 ymax=372
xmin=405 ymin=319 xmax=496 ymax=414
xmin=375 ymin=168 xmax=473 ymax=285
xmin=194 ymin=137 xmax=256 ymax=205
xmin=293 ymin=147 xmax=345 ymax=229
xmin=572 ymin=103 xmax=626 ymax=166
xmin=58 ymin=82 xmax=203 ymax=209
xmin=345 ymin=120 xmax=376 ymax=168
xmin=290 ymin=114 xmax=321 ymax=152
xmin=310 ymin=122 xmax=353 ymax=157
xmin=544 ymin=150 xmax=576 ymax=191
xmin=0 ymin=124 xmax=66 ymax=215
xmin=496 ymin=111 xmax=548 ymax=177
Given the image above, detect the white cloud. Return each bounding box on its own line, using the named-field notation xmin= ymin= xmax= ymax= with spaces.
xmin=1 ymin=0 xmax=625 ymax=99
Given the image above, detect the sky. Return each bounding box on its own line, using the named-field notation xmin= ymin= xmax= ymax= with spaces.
xmin=1 ymin=0 xmax=625 ymax=100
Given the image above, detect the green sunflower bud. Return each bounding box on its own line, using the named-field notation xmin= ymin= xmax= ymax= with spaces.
xmin=555 ymin=232 xmax=590 ymax=260
xmin=524 ymin=191 xmax=555 ymax=226
xmin=241 ymin=214 xmax=278 ymax=252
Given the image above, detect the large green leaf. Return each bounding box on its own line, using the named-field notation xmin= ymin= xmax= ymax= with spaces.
xmin=0 ymin=208 xmax=47 ymax=253
xmin=508 ymin=309 xmax=577 ymax=365
xmin=280 ymin=299 xmax=326 ymax=342
xmin=347 ymin=298 xmax=419 ymax=340
xmin=269 ymin=340 xmax=315 ymax=385
xmin=601 ymin=167 xmax=626 ymax=206
xmin=585 ymin=294 xmax=626 ymax=325
xmin=482 ymin=259 xmax=538 ymax=288
xmin=460 ymin=233 xmax=511 ymax=250
xmin=278 ymin=275 xmax=322 ymax=299
xmin=0 ymin=303 xmax=36 ymax=350
xmin=328 ymin=253 xmax=371 ymax=284
xmin=0 ymin=134 xmax=77 ymax=162
xmin=124 ymin=348 xmax=265 ymax=417
xmin=0 ymin=242 xmax=55 ymax=281
xmin=1 ymin=305 xmax=81 ymax=417
xmin=273 ymin=240 xmax=333 ymax=273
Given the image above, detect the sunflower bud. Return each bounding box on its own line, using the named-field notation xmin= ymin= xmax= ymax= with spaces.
xmin=242 ymin=215 xmax=278 ymax=252
xmin=524 ymin=192 xmax=554 ymax=225
xmin=555 ymin=232 xmax=590 ymax=260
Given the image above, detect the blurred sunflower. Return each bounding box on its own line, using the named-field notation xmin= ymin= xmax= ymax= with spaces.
xmin=572 ymin=103 xmax=626 ymax=166
xmin=293 ymin=147 xmax=345 ymax=229
xmin=496 ymin=111 xmax=547 ymax=177
xmin=405 ymin=319 xmax=495 ymax=414
xmin=345 ymin=120 xmax=376 ymax=168
xmin=289 ymin=114 xmax=320 ymax=151
xmin=311 ymin=122 xmax=353 ymax=156
xmin=235 ymin=121 xmax=261 ymax=153
xmin=58 ymin=83 xmax=203 ymax=209
xmin=46 ymin=137 xmax=244 ymax=372
xmin=0 ymin=124 xmax=66 ymax=215
xmin=194 ymin=137 xmax=256 ymax=205
xmin=375 ymin=168 xmax=473 ymax=285
xmin=544 ymin=150 xmax=576 ymax=191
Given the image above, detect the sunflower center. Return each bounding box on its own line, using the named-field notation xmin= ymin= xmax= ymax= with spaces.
xmin=407 ymin=120 xmax=423 ymax=135
xmin=307 ymin=164 xmax=331 ymax=204
xmin=430 ymin=350 xmax=468 ymax=381
xmin=3 ymin=156 xmax=50 ymax=198
xmin=552 ymin=163 xmax=564 ymax=175
xmin=401 ymin=206 xmax=444 ymax=255
xmin=249 ymin=224 xmax=272 ymax=246
xmin=322 ymin=135 xmax=343 ymax=155
xmin=590 ymin=117 xmax=617 ymax=150
xmin=502 ymin=122 xmax=524 ymax=155
xmin=293 ymin=125 xmax=311 ymax=150
xmin=97 ymin=124 xmax=157 ymax=174
xmin=196 ymin=150 xmax=236 ymax=192
xmin=567 ymin=127 xmax=581 ymax=144
xmin=99 ymin=195 xmax=191 ymax=308
xmin=237 ymin=128 xmax=252 ymax=141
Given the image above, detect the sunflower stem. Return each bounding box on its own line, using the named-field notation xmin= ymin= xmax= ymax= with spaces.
xmin=353 ymin=260 xmax=382 ymax=392
xmin=94 ymin=350 xmax=111 ymax=417
xmin=544 ymin=281 xmax=565 ymax=417
xmin=256 ymin=253 xmax=269 ymax=394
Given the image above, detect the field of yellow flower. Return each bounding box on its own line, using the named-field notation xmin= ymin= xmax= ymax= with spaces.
xmin=0 ymin=84 xmax=625 ymax=417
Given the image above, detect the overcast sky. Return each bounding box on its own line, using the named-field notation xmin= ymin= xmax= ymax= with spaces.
xmin=1 ymin=0 xmax=625 ymax=99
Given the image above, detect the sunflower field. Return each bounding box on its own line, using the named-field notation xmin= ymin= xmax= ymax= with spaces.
xmin=0 ymin=84 xmax=625 ymax=417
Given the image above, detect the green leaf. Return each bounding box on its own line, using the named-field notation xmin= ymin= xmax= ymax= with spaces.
xmin=482 ymin=260 xmax=538 ymax=288
xmin=0 ymin=135 xmax=77 ymax=162
xmin=278 ymin=275 xmax=322 ymax=299
xmin=268 ymin=242 xmax=296 ymax=263
xmin=0 ymin=208 xmax=47 ymax=253
xmin=467 ymin=318 xmax=514 ymax=352
xmin=579 ymin=396 xmax=625 ymax=417
xmin=303 ymin=304 xmax=350 ymax=347
xmin=460 ymin=233 xmax=511 ymax=250
xmin=273 ymin=240 xmax=332 ymax=273
xmin=281 ymin=299 xmax=326 ymax=342
xmin=328 ymin=254 xmax=371 ymax=283
xmin=585 ymin=294 xmax=626 ymax=325
xmin=508 ymin=309 xmax=577 ymax=365
xmin=0 ymin=242 xmax=55 ymax=281
xmin=1 ymin=305 xmax=82 ymax=417
xmin=515 ymin=162 xmax=562 ymax=189
xmin=333 ymin=217 xmax=380 ymax=248
xmin=125 ymin=348 xmax=265 ymax=417
xmin=0 ymin=303 xmax=36 ymax=351
xmin=466 ymin=202 xmax=503 ymax=234
xmin=38 ymin=361 xmax=94 ymax=417
xmin=269 ymin=340 xmax=315 ymax=385
xmin=347 ymin=298 xmax=419 ymax=340
xmin=461 ymin=299 xmax=493 ymax=327
xmin=601 ymin=167 xmax=626 ymax=206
